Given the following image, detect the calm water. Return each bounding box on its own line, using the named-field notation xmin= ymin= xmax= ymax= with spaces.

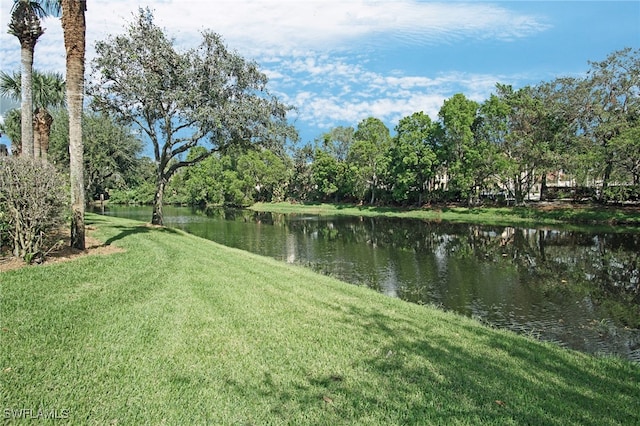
xmin=96 ymin=205 xmax=640 ymax=362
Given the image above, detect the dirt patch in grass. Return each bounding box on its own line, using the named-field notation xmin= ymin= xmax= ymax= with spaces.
xmin=533 ymin=201 xmax=581 ymax=211
xmin=0 ymin=226 xmax=123 ymax=273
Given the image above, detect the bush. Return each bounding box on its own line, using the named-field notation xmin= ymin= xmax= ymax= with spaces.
xmin=0 ymin=157 xmax=68 ymax=263
xmin=108 ymin=182 xmax=155 ymax=205
xmin=544 ymin=186 xmax=598 ymax=202
xmin=602 ymin=185 xmax=640 ymax=203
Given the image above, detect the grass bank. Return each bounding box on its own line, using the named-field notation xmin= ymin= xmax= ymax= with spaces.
xmin=250 ymin=201 xmax=640 ymax=228
xmin=1 ymin=214 xmax=638 ymax=425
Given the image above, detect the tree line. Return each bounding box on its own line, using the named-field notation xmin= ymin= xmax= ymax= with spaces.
xmin=6 ymin=47 xmax=638 ymax=213
xmin=296 ymin=54 xmax=639 ymax=207
xmin=103 ymin=46 xmax=639 ymax=208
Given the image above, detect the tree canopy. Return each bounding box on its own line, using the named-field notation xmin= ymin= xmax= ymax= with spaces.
xmin=89 ymin=8 xmax=296 ymax=224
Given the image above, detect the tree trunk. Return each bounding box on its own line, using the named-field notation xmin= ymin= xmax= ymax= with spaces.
xmin=369 ymin=174 xmax=377 ymax=205
xmin=152 ymin=177 xmax=166 ymax=226
xmin=20 ymin=46 xmax=34 ymax=158
xmin=33 ymin=115 xmax=41 ymax=160
xmin=514 ymin=176 xmax=524 ymax=205
xmin=62 ymin=0 xmax=87 ymax=250
xmin=40 ymin=112 xmax=53 ymax=163
xmin=539 ymin=172 xmax=548 ymax=201
xmin=33 ymin=107 xmax=52 ymax=161
xmin=600 ymin=154 xmax=614 ymax=203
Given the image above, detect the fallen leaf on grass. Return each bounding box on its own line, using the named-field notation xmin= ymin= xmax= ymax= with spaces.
xmin=495 ymin=400 xmax=506 ymax=407
xmin=322 ymin=396 xmax=333 ymax=404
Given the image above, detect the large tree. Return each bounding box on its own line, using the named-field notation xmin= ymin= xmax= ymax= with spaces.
xmin=349 ymin=117 xmax=391 ymax=204
xmin=391 ymin=112 xmax=441 ymax=205
xmin=61 ymin=0 xmax=86 ymax=249
xmin=90 ymin=8 xmax=295 ymax=225
xmin=573 ymin=48 xmax=640 ymax=200
xmin=311 ymin=149 xmax=343 ymax=202
xmin=526 ymin=78 xmax=581 ymax=200
xmin=7 ymin=0 xmax=61 ymax=158
xmin=438 ymin=93 xmax=481 ymax=204
xmin=474 ymin=94 xmax=511 ymax=199
xmin=490 ymin=85 xmax=548 ymax=204
xmin=311 ymin=126 xmax=356 ymax=202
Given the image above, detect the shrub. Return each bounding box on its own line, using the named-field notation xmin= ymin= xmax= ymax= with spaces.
xmin=107 ymin=182 xmax=155 ymax=205
xmin=603 ymin=185 xmax=640 ymax=203
xmin=0 ymin=157 xmax=68 ymax=263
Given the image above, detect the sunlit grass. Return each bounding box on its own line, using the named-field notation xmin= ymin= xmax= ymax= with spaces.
xmin=250 ymin=201 xmax=640 ymax=229
xmin=1 ymin=214 xmax=638 ymax=424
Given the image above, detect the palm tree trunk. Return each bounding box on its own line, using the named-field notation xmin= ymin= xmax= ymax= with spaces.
xmin=62 ymin=0 xmax=86 ymax=250
xmin=33 ymin=122 xmax=41 ymax=159
xmin=20 ymin=46 xmax=34 ymax=158
xmin=34 ymin=107 xmax=53 ymax=162
xmin=33 ymin=110 xmax=41 ymax=159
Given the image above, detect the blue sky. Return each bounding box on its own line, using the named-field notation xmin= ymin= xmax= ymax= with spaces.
xmin=1 ymin=0 xmax=639 ymax=152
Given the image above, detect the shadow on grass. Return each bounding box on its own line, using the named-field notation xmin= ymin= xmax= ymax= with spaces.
xmin=329 ymin=304 xmax=640 ymax=425
xmin=198 ymin=299 xmax=638 ymax=424
xmin=106 ymin=226 xmax=180 ymax=246
xmin=228 ymin=297 xmax=640 ymax=424
xmin=86 ymin=216 xmax=181 ymax=247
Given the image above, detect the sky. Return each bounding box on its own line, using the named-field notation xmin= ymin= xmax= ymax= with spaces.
xmin=1 ymin=0 xmax=639 ymax=152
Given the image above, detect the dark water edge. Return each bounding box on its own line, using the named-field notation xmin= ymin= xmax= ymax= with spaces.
xmin=94 ymin=205 xmax=640 ymax=363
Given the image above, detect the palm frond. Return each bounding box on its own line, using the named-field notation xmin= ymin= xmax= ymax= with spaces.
xmin=0 ymin=70 xmax=65 ymax=109
xmin=0 ymin=71 xmax=22 ymax=100
xmin=10 ymin=0 xmax=61 ymax=19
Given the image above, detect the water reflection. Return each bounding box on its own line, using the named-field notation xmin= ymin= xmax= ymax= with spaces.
xmin=97 ymin=205 xmax=640 ymax=362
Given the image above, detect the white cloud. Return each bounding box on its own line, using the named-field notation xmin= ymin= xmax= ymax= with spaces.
xmin=273 ymin=52 xmax=514 ymax=136
xmin=0 ymin=0 xmax=550 ymax=138
xmin=1 ymin=0 xmax=549 ymax=73
xmin=267 ymin=50 xmax=523 ymax=132
xmin=92 ymin=1 xmax=548 ymax=57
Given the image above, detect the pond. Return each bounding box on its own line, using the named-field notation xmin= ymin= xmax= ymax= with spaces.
xmin=95 ymin=205 xmax=640 ymax=362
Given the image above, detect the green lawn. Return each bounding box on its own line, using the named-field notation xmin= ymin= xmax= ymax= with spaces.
xmin=250 ymin=201 xmax=640 ymax=229
xmin=1 ymin=214 xmax=638 ymax=425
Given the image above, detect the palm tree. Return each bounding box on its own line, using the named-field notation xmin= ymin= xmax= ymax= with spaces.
xmin=0 ymin=70 xmax=65 ymax=161
xmin=34 ymin=72 xmax=65 ymax=162
xmin=61 ymin=0 xmax=86 ymax=250
xmin=7 ymin=0 xmax=61 ymax=158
